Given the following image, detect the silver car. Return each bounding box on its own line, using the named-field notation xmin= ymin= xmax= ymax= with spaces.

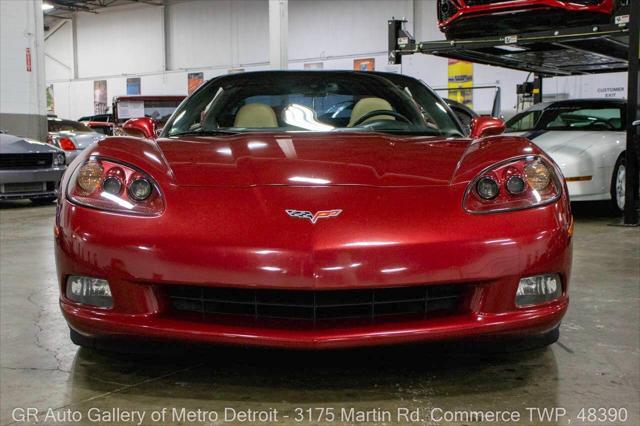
xmin=47 ymin=117 xmax=105 ymax=164
xmin=0 ymin=132 xmax=66 ymax=203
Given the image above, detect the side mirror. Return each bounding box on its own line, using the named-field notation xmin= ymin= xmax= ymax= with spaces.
xmin=470 ymin=116 xmax=506 ymax=139
xmin=122 ymin=117 xmax=156 ymax=139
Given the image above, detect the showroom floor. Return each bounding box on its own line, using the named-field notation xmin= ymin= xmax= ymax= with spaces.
xmin=0 ymin=201 xmax=638 ymax=426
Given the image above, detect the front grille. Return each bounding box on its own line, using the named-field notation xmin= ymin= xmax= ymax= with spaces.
xmin=0 ymin=153 xmax=53 ymax=169
xmin=1 ymin=182 xmax=46 ymax=194
xmin=167 ymin=284 xmax=469 ymax=323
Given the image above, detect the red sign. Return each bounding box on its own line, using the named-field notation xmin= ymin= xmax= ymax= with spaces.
xmin=26 ymin=48 xmax=32 ymax=72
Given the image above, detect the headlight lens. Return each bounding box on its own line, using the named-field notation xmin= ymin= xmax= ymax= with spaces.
xmin=128 ymin=178 xmax=152 ymax=201
xmin=53 ymin=152 xmax=66 ymax=166
xmin=476 ymin=177 xmax=499 ymax=200
xmin=463 ymin=156 xmax=562 ymax=214
xmin=77 ymin=161 xmax=103 ymax=193
xmin=67 ymin=157 xmax=164 ymax=216
xmin=524 ymin=161 xmax=551 ymax=191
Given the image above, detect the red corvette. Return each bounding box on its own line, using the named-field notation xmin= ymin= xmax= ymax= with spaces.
xmin=437 ymin=0 xmax=627 ymax=39
xmin=55 ymin=71 xmax=572 ymax=350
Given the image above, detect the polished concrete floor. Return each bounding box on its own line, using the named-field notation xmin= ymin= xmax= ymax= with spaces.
xmin=0 ymin=201 xmax=638 ymax=426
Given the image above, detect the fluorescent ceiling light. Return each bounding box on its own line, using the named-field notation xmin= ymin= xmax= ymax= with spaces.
xmin=495 ymin=45 xmax=527 ymax=52
xmin=42 ymin=2 xmax=54 ymax=11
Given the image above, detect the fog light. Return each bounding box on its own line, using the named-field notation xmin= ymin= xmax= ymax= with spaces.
xmin=516 ymin=274 xmax=562 ymax=307
xmin=66 ymin=276 xmax=112 ymax=308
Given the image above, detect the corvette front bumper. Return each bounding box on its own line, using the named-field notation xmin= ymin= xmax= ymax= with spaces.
xmin=55 ymin=185 xmax=572 ymax=349
xmin=61 ymin=297 xmax=567 ymax=349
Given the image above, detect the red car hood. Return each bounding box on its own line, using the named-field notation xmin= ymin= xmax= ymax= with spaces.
xmin=157 ymin=133 xmax=471 ymax=187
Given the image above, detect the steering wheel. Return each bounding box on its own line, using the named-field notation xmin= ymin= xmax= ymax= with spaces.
xmin=585 ymin=119 xmax=615 ymax=130
xmin=351 ymin=109 xmax=412 ymax=127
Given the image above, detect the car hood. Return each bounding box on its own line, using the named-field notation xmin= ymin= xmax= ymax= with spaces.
xmin=0 ymin=133 xmax=61 ymax=154
xmin=506 ymin=130 xmax=622 ymax=156
xmin=157 ymin=133 xmax=472 ymax=187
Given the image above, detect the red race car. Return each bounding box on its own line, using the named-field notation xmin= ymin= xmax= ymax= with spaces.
xmin=55 ymin=71 xmax=572 ymax=350
xmin=437 ymin=0 xmax=628 ymax=39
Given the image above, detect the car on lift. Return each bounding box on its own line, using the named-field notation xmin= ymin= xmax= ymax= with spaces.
xmin=47 ymin=117 xmax=105 ymax=165
xmin=56 ymin=71 xmax=572 ymax=351
xmin=505 ymin=98 xmax=629 ymax=212
xmin=1 ymin=131 xmax=66 ymax=204
xmin=111 ymin=95 xmax=186 ymax=137
xmin=437 ymin=0 xmax=629 ymax=39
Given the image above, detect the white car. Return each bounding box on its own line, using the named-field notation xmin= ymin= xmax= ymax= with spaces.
xmin=505 ymin=99 xmax=628 ymax=212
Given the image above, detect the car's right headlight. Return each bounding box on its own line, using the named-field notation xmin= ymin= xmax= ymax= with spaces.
xmin=67 ymin=157 xmax=164 ymax=216
xmin=463 ymin=156 xmax=562 ymax=214
xmin=53 ymin=152 xmax=66 ymax=167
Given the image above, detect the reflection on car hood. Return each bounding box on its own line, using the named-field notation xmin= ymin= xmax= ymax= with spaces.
xmin=0 ymin=133 xmax=62 ymax=154
xmin=157 ymin=133 xmax=472 ymax=187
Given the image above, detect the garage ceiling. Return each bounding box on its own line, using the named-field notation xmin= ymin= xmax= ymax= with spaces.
xmin=43 ymin=0 xmax=164 ymax=29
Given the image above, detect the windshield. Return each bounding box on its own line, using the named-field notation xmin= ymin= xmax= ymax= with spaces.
xmin=164 ymin=72 xmax=462 ymax=137
xmin=506 ymin=105 xmax=625 ymax=132
xmin=48 ymin=119 xmax=93 ymax=133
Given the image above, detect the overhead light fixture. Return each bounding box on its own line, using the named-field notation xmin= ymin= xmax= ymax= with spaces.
xmin=495 ymin=45 xmax=527 ymax=52
xmin=42 ymin=2 xmax=54 ymax=11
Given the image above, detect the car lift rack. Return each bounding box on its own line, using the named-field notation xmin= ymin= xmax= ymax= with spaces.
xmin=388 ymin=11 xmax=639 ymax=225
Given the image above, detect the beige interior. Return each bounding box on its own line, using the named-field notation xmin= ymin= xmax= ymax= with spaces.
xmin=234 ymin=103 xmax=279 ymax=128
xmin=347 ymin=97 xmax=395 ymax=127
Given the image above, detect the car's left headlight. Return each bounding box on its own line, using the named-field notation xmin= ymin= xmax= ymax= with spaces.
xmin=463 ymin=156 xmax=562 ymax=214
xmin=53 ymin=152 xmax=66 ymax=167
xmin=67 ymin=157 xmax=164 ymax=216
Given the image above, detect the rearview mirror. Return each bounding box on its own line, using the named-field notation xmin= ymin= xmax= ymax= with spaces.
xmin=470 ymin=116 xmax=505 ymax=139
xmin=122 ymin=117 xmax=156 ymax=139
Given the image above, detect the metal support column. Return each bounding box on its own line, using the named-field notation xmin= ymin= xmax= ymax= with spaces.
xmin=269 ymin=0 xmax=288 ymax=70
xmin=624 ymin=0 xmax=639 ymax=224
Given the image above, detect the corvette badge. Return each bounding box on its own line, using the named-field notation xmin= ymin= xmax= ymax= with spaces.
xmin=285 ymin=209 xmax=342 ymax=224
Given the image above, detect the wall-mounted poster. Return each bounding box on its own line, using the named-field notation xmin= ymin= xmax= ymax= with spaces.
xmin=187 ymin=72 xmax=204 ymax=95
xmin=126 ymin=77 xmax=141 ymax=95
xmin=93 ymin=80 xmax=108 ymax=114
xmin=46 ymin=85 xmax=54 ymax=113
xmin=447 ymin=59 xmax=474 ymax=108
xmin=304 ymin=62 xmax=323 ymax=70
xmin=353 ymin=58 xmax=375 ymax=71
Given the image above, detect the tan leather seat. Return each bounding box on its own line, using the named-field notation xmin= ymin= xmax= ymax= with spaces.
xmin=234 ymin=103 xmax=278 ymax=128
xmin=347 ymin=97 xmax=395 ymax=127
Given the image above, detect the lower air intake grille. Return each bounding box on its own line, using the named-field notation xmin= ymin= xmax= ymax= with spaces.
xmin=1 ymin=182 xmax=47 ymax=194
xmin=168 ymin=284 xmax=469 ymax=322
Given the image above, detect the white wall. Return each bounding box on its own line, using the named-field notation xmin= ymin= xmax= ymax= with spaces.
xmin=1 ymin=0 xmax=47 ymax=139
xmin=1 ymin=0 xmax=45 ymax=116
xmin=45 ymin=0 xmax=627 ymax=121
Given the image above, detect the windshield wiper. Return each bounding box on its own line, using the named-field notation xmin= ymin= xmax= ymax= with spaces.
xmin=167 ymin=129 xmax=238 ymax=137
